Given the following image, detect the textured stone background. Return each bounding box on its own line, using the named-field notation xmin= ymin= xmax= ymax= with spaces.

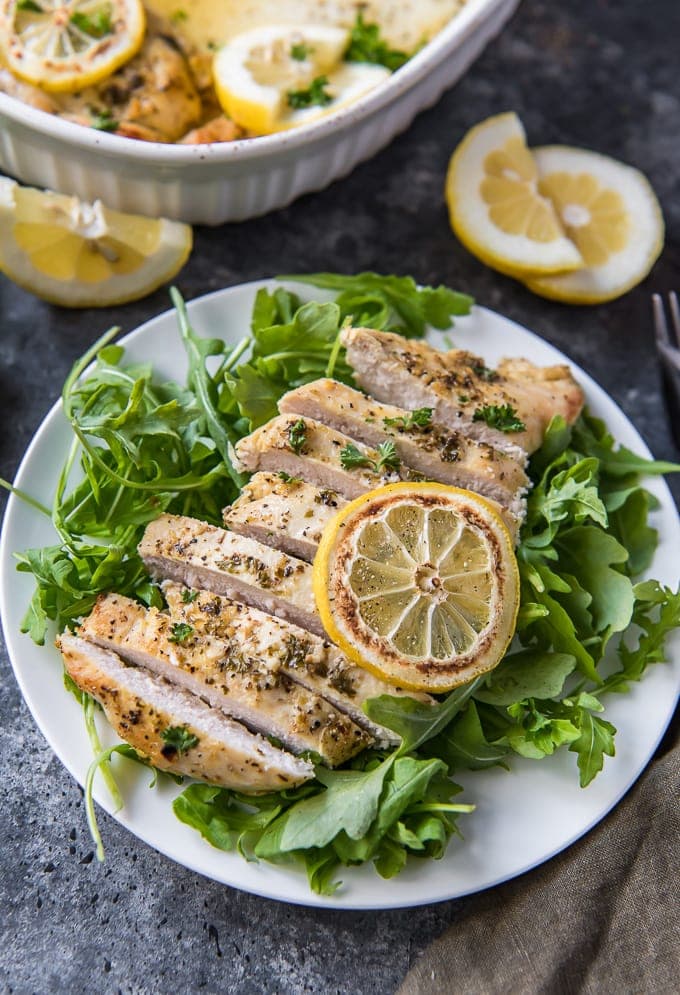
xmin=0 ymin=1 xmax=678 ymax=992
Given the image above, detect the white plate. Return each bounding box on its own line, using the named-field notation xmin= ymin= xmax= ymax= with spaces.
xmin=2 ymin=280 xmax=679 ymax=910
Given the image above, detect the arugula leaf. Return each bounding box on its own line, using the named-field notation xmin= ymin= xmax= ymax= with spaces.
xmin=426 ymin=701 xmax=509 ymax=771
xmin=475 ymin=650 xmax=577 ymax=706
xmin=284 ymin=272 xmax=473 ymax=338
xmin=365 ymin=679 xmax=481 ymax=755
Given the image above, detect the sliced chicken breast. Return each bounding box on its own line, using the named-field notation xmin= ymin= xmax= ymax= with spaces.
xmin=58 ymin=633 xmax=313 ymax=791
xmin=79 ymin=594 xmax=370 ymax=766
xmin=139 ymin=513 xmax=322 ymax=636
xmin=233 ymin=415 xmax=401 ymax=499
xmin=278 ymin=378 xmax=529 ymax=513
xmin=341 ymin=327 xmax=584 ymax=455
xmin=223 ymin=472 xmax=348 ymax=562
xmin=162 ymin=582 xmax=432 ymax=746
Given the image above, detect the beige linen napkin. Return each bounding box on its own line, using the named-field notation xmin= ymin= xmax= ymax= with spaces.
xmin=397 ymin=723 xmax=679 ymax=995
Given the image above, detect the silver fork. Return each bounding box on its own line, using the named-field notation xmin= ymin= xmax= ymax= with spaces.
xmin=652 ymin=292 xmax=680 ymax=448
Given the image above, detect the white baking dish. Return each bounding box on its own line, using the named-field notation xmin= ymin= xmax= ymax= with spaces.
xmin=0 ymin=0 xmax=519 ymax=224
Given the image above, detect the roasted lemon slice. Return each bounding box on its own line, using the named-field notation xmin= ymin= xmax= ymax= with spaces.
xmin=0 ymin=178 xmax=192 ymax=307
xmin=313 ymin=482 xmax=520 ymax=692
xmin=0 ymin=0 xmax=145 ymax=93
xmin=213 ymin=24 xmax=389 ymax=135
xmin=523 ymin=146 xmax=665 ymax=304
xmin=445 ymin=112 xmax=583 ymax=278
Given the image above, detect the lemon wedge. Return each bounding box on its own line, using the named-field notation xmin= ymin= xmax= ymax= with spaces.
xmin=523 ymin=146 xmax=665 ymax=304
xmin=0 ymin=178 xmax=192 ymax=307
xmin=0 ymin=0 xmax=145 ymax=93
xmin=445 ymin=112 xmax=583 ymax=278
xmin=212 ymin=24 xmax=389 ymax=135
xmin=313 ymin=482 xmax=520 ymax=692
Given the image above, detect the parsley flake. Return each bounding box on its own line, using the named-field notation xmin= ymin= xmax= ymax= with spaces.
xmin=90 ymin=108 xmax=118 ymax=132
xmin=169 ymin=622 xmax=194 ymax=644
xmin=69 ymin=6 xmax=113 ymax=38
xmin=472 ymin=404 xmax=526 ymax=433
xmin=471 ymin=362 xmax=498 ymax=382
xmin=161 ymin=725 xmax=199 ymax=756
xmin=287 ymin=75 xmax=332 ymax=109
xmin=181 ymin=588 xmax=199 ymax=604
xmin=383 ymin=407 xmax=433 ymax=431
xmin=16 ymin=0 xmax=44 ymax=11
xmin=344 ymin=13 xmax=409 ymax=71
xmin=287 ymin=419 xmax=307 ymax=455
xmin=340 ymin=440 xmax=400 ymax=474
xmin=290 ymin=41 xmax=311 ymax=61
xmin=278 ymin=471 xmax=303 ymax=484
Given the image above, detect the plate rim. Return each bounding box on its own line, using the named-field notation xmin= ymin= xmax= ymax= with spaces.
xmin=2 ymin=278 xmax=679 ymax=910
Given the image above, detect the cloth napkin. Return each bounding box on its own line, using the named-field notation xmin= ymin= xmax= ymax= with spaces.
xmin=397 ymin=717 xmax=679 ymax=995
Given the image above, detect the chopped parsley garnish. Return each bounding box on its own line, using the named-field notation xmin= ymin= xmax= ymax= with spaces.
xmin=290 ymin=42 xmax=311 ymax=61
xmin=340 ymin=440 xmax=400 ymax=474
xmin=278 ymin=471 xmax=302 ymax=484
xmin=471 ymin=362 xmax=498 ymax=382
xmin=286 ymin=75 xmax=332 ymax=109
xmin=168 ymin=622 xmax=194 ymax=644
xmin=161 ymin=725 xmax=199 ymax=756
xmin=70 ymin=5 xmax=113 ymax=38
xmin=181 ymin=588 xmax=198 ymax=604
xmin=383 ymin=407 xmax=433 ymax=430
xmin=89 ymin=109 xmax=118 ymax=132
xmin=344 ymin=13 xmax=409 ymax=71
xmin=458 ymin=394 xmax=470 ymax=404
xmin=16 ymin=0 xmax=44 ymax=11
xmin=171 ymin=8 xmax=188 ymax=24
xmin=472 ymin=404 xmax=526 ymax=433
xmin=287 ymin=419 xmax=307 ymax=454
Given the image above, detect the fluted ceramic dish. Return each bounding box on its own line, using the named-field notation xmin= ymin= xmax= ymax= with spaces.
xmin=0 ymin=0 xmax=519 ymax=224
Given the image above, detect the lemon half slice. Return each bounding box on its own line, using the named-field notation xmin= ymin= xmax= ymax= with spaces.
xmin=213 ymin=24 xmax=389 ymax=135
xmin=0 ymin=178 xmax=192 ymax=307
xmin=0 ymin=0 xmax=145 ymax=93
xmin=445 ymin=112 xmax=583 ymax=278
xmin=313 ymin=483 xmax=520 ymax=692
xmin=523 ymin=146 xmax=665 ymax=304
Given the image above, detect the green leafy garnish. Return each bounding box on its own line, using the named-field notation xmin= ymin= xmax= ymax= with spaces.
xmin=472 ymin=403 xmax=526 ymax=433
xmin=344 ymin=13 xmax=409 ymax=71
xmin=286 ymin=75 xmax=332 ymax=109
xmin=290 ymin=42 xmax=311 ymax=61
xmin=90 ymin=108 xmax=118 ymax=132
xmin=278 ymin=471 xmax=302 ymax=484
xmin=287 ymin=418 xmax=307 ymax=454
xmin=16 ymin=0 xmax=44 ymax=11
xmin=471 ymin=362 xmax=497 ymax=382
xmin=171 ymin=8 xmax=188 ymax=23
xmin=181 ymin=588 xmax=199 ymax=604
xmin=168 ymin=622 xmax=193 ymax=644
xmin=383 ymin=407 xmax=433 ymax=430
xmin=69 ymin=5 xmax=113 ymax=38
xmin=161 ymin=725 xmax=199 ymax=755
xmin=340 ymin=440 xmax=400 ymax=474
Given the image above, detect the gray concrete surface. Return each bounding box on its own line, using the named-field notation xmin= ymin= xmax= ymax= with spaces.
xmin=1 ymin=1 xmax=678 ymax=992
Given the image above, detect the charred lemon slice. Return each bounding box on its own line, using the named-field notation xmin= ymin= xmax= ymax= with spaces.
xmin=313 ymin=482 xmax=519 ymax=692
xmin=0 ymin=177 xmax=192 ymax=307
xmin=0 ymin=0 xmax=145 ymax=93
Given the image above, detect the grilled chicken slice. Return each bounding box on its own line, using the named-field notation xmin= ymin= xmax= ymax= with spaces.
xmin=79 ymin=594 xmax=370 ymax=766
xmin=234 ymin=415 xmax=401 ymax=499
xmin=223 ymin=472 xmax=348 ymax=562
xmin=341 ymin=327 xmax=584 ymax=455
xmin=139 ymin=513 xmax=322 ymax=637
xmin=162 ymin=582 xmax=431 ymax=746
xmin=59 ymin=633 xmax=313 ymax=791
xmin=232 ymin=423 xmax=520 ymax=542
xmin=279 ymin=378 xmax=529 ymax=514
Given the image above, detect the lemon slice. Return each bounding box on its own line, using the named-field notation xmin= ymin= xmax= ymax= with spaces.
xmin=522 ymin=146 xmax=665 ymax=304
xmin=445 ymin=112 xmax=583 ymax=278
xmin=0 ymin=177 xmax=192 ymax=307
xmin=213 ymin=24 xmax=390 ymax=135
xmin=0 ymin=0 xmax=145 ymax=93
xmin=313 ymin=482 xmax=520 ymax=692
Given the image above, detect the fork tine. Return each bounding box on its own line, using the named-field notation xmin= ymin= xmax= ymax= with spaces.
xmin=668 ymin=291 xmax=680 ymax=346
xmin=652 ymin=293 xmax=670 ymax=347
